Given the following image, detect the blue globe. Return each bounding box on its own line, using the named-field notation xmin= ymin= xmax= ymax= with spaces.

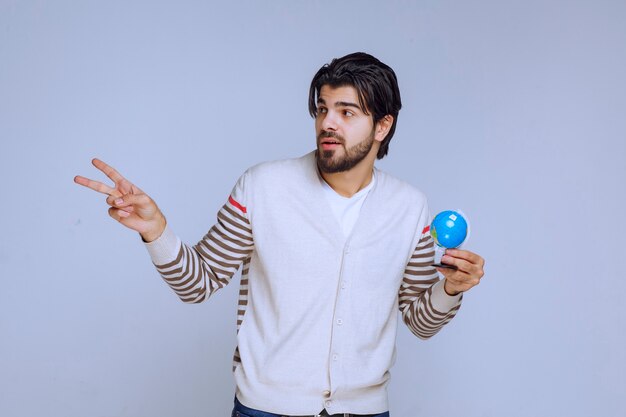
xmin=430 ymin=210 xmax=468 ymax=249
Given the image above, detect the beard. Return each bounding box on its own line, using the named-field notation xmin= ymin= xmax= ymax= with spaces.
xmin=316 ymin=130 xmax=375 ymax=174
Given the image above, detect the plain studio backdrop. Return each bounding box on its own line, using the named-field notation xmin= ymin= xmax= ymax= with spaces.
xmin=1 ymin=1 xmax=625 ymax=416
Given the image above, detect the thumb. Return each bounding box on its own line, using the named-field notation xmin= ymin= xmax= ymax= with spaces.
xmin=108 ymin=193 xmax=152 ymax=209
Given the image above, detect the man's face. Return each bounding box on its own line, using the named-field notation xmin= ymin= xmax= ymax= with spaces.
xmin=315 ymin=85 xmax=377 ymax=173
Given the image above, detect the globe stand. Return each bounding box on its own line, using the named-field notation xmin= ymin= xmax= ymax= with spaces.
xmin=432 ymin=245 xmax=458 ymax=269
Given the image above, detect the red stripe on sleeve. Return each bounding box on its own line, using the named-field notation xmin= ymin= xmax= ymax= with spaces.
xmin=229 ymin=196 xmax=247 ymax=214
xmin=422 ymin=225 xmax=430 ymax=234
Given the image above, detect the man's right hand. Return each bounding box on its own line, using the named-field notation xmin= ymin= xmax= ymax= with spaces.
xmin=74 ymin=158 xmax=166 ymax=242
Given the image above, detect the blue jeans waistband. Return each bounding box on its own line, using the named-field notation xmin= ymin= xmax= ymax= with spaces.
xmin=231 ymin=396 xmax=390 ymax=417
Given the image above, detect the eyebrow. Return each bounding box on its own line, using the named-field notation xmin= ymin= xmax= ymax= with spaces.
xmin=317 ymin=97 xmax=362 ymax=111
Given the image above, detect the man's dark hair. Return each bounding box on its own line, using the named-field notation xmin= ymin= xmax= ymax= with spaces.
xmin=308 ymin=52 xmax=402 ymax=159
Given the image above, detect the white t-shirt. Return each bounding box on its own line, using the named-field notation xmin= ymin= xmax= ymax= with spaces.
xmin=320 ymin=171 xmax=376 ymax=238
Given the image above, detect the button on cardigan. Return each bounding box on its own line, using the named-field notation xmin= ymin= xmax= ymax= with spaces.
xmin=145 ymin=151 xmax=462 ymax=415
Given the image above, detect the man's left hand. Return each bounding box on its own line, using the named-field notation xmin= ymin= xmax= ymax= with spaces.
xmin=436 ymin=249 xmax=485 ymax=296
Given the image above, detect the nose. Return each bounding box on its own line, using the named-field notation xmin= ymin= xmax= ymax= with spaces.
xmin=321 ymin=110 xmax=339 ymax=131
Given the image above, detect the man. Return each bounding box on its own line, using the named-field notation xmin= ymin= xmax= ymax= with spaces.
xmin=75 ymin=52 xmax=485 ymax=417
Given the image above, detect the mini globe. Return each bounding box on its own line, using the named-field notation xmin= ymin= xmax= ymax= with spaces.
xmin=430 ymin=210 xmax=468 ymax=249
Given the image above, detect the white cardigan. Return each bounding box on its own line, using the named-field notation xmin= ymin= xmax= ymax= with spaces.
xmin=145 ymin=151 xmax=462 ymax=415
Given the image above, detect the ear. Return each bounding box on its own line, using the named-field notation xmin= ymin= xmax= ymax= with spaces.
xmin=374 ymin=115 xmax=394 ymax=143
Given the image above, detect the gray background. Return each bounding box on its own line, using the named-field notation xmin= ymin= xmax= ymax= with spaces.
xmin=2 ymin=1 xmax=625 ymax=416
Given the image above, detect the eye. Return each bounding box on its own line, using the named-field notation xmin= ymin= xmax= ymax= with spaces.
xmin=318 ymin=107 xmax=328 ymax=115
xmin=343 ymin=110 xmax=354 ymax=117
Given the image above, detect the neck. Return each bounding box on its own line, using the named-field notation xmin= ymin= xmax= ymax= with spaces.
xmin=319 ymin=154 xmax=376 ymax=198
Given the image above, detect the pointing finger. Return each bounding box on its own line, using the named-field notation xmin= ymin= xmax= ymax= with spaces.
xmin=445 ymin=249 xmax=485 ymax=268
xmin=74 ymin=175 xmax=117 ymax=196
xmin=442 ymin=255 xmax=479 ymax=275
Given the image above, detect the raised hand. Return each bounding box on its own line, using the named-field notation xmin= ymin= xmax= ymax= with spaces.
xmin=74 ymin=158 xmax=166 ymax=242
xmin=436 ymin=249 xmax=485 ymax=296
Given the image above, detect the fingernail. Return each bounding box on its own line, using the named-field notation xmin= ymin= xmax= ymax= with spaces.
xmin=115 ymin=198 xmax=123 ymax=205
xmin=119 ymin=210 xmax=129 ymax=217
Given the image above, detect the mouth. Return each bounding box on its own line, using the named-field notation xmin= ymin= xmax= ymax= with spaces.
xmin=320 ymin=136 xmax=343 ymax=145
xmin=318 ymin=131 xmax=344 ymax=151
xmin=320 ymin=140 xmax=342 ymax=151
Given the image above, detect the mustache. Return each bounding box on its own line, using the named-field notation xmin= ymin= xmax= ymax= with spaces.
xmin=317 ymin=131 xmax=345 ymax=143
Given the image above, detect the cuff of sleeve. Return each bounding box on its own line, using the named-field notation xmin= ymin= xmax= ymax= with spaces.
xmin=143 ymin=225 xmax=181 ymax=266
xmin=430 ymin=279 xmax=463 ymax=314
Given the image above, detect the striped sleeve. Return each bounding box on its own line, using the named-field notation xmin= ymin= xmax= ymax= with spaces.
xmin=145 ymin=175 xmax=254 ymax=304
xmin=398 ymin=225 xmax=462 ymax=339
